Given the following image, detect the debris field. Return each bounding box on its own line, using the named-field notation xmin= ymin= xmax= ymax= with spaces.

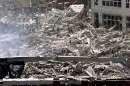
xmin=21 ymin=7 xmax=130 ymax=80
xmin=0 ymin=1 xmax=130 ymax=81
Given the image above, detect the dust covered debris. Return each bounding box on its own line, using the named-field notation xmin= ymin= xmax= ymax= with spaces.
xmin=22 ymin=60 xmax=130 ymax=80
xmin=28 ymin=7 xmax=130 ymax=58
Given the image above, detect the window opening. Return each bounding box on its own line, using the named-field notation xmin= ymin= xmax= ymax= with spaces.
xmin=102 ymin=0 xmax=121 ymax=7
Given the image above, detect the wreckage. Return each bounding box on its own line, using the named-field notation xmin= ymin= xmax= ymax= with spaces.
xmin=0 ymin=0 xmax=130 ymax=86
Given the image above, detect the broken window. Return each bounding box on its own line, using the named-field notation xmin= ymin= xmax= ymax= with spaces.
xmin=102 ymin=0 xmax=121 ymax=7
xmin=126 ymin=17 xmax=130 ymax=28
xmin=94 ymin=0 xmax=98 ymax=5
xmin=103 ymin=14 xmax=122 ymax=29
xmin=126 ymin=0 xmax=130 ymax=8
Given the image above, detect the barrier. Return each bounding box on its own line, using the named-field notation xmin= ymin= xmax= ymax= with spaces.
xmin=0 ymin=79 xmax=130 ymax=86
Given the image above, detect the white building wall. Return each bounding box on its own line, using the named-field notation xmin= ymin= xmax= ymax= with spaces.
xmin=91 ymin=0 xmax=130 ymax=31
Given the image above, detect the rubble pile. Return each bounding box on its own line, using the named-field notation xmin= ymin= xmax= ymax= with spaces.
xmin=27 ymin=7 xmax=130 ymax=58
xmin=21 ymin=7 xmax=130 ymax=80
xmin=22 ymin=60 xmax=130 ymax=80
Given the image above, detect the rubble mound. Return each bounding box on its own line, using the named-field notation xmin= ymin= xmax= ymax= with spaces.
xmin=28 ymin=8 xmax=130 ymax=58
xmin=21 ymin=8 xmax=130 ymax=80
xmin=22 ymin=60 xmax=130 ymax=80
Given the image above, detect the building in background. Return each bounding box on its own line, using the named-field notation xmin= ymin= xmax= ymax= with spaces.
xmin=14 ymin=0 xmax=72 ymax=13
xmin=14 ymin=0 xmax=89 ymax=13
xmin=14 ymin=0 xmax=49 ymax=13
xmin=91 ymin=0 xmax=130 ymax=31
xmin=15 ymin=0 xmax=31 ymax=8
xmin=31 ymin=0 xmax=49 ymax=12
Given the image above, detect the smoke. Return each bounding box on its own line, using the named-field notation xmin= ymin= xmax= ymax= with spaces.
xmin=0 ymin=11 xmax=36 ymax=57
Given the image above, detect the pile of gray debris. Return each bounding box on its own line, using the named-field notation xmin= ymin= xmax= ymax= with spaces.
xmin=22 ymin=60 xmax=130 ymax=80
xmin=22 ymin=5 xmax=130 ymax=80
xmin=27 ymin=6 xmax=130 ymax=58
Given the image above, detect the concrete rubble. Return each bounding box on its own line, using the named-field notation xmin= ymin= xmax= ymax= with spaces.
xmin=21 ymin=60 xmax=130 ymax=80
xmin=28 ymin=6 xmax=130 ymax=58
xmin=0 ymin=1 xmax=130 ymax=81
xmin=19 ymin=5 xmax=130 ymax=80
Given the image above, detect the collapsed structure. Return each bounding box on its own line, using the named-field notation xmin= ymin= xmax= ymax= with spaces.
xmin=0 ymin=0 xmax=130 ymax=86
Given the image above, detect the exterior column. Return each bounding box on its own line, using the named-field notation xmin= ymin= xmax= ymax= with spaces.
xmin=91 ymin=0 xmax=94 ymax=8
xmin=99 ymin=12 xmax=103 ymax=26
xmin=122 ymin=16 xmax=127 ymax=32
xmin=122 ymin=0 xmax=126 ymax=8
xmin=91 ymin=0 xmax=95 ymax=25
xmin=98 ymin=0 xmax=103 ymax=25
xmin=122 ymin=0 xmax=127 ymax=32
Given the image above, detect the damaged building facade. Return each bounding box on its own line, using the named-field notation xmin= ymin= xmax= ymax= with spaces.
xmin=14 ymin=0 xmax=73 ymax=13
xmin=14 ymin=0 xmax=49 ymax=13
xmin=91 ymin=0 xmax=130 ymax=31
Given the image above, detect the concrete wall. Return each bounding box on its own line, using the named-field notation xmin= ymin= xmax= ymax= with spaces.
xmin=91 ymin=0 xmax=130 ymax=31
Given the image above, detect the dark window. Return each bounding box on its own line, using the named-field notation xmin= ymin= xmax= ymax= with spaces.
xmin=126 ymin=0 xmax=130 ymax=8
xmin=118 ymin=1 xmax=121 ymax=7
xmin=94 ymin=0 xmax=98 ymax=5
xmin=126 ymin=17 xmax=130 ymax=28
xmin=110 ymin=1 xmax=113 ymax=6
xmin=103 ymin=14 xmax=122 ymax=29
xmin=103 ymin=1 xmax=105 ymax=6
xmin=102 ymin=0 xmax=121 ymax=7
xmin=126 ymin=3 xmax=129 ymax=8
